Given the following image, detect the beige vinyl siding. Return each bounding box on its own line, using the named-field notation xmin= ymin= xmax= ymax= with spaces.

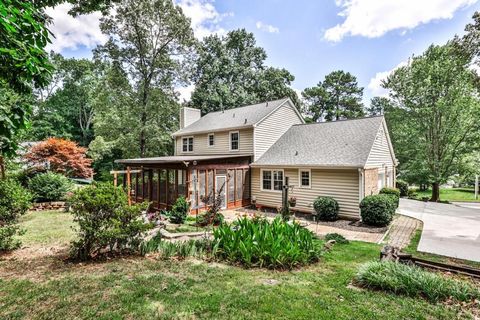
xmin=365 ymin=123 xmax=395 ymax=188
xmin=253 ymin=104 xmax=303 ymax=160
xmin=175 ymin=128 xmax=253 ymax=155
xmin=251 ymin=167 xmax=360 ymax=219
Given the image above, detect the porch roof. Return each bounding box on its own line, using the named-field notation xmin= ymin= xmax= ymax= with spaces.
xmin=115 ymin=154 xmax=252 ymax=166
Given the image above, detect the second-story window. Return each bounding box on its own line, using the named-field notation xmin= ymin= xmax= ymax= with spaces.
xmin=182 ymin=137 xmax=193 ymax=152
xmin=208 ymin=133 xmax=214 ymax=146
xmin=230 ymin=131 xmax=239 ymax=151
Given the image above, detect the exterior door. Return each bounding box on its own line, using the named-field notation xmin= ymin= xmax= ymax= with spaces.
xmin=215 ymin=175 xmax=227 ymax=209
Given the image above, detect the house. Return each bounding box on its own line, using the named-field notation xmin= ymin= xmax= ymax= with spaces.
xmin=116 ymin=97 xmax=396 ymax=219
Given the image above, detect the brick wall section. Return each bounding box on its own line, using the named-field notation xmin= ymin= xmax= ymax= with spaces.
xmin=364 ymin=168 xmax=378 ymax=196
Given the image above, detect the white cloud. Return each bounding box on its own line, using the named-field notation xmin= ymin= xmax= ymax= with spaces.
xmin=45 ymin=3 xmax=107 ymax=52
xmin=324 ymin=0 xmax=478 ymax=42
xmin=176 ymin=84 xmax=195 ymax=102
xmin=368 ymin=61 xmax=408 ymax=97
xmin=176 ymin=0 xmax=232 ymax=39
xmin=255 ymin=21 xmax=280 ymax=33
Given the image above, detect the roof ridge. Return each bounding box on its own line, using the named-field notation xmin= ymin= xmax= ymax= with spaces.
xmin=292 ymin=115 xmax=384 ymax=127
xmin=203 ymin=97 xmax=289 ymax=116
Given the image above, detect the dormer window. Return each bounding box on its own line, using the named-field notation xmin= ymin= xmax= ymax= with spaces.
xmin=208 ymin=133 xmax=214 ymax=147
xmin=182 ymin=137 xmax=193 ymax=152
xmin=230 ymin=131 xmax=239 ymax=151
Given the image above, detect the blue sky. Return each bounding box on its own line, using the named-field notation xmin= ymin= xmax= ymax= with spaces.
xmin=46 ymin=0 xmax=480 ymax=103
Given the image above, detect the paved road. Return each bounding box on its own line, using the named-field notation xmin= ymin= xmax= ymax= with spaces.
xmin=398 ymin=199 xmax=480 ymax=262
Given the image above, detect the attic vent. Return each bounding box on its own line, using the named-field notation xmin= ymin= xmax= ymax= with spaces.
xmin=295 ymin=151 xmax=298 ymax=156
xmin=244 ymin=118 xmax=247 ymax=124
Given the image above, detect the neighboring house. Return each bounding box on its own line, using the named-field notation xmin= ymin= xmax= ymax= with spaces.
xmin=116 ymin=97 xmax=396 ymax=219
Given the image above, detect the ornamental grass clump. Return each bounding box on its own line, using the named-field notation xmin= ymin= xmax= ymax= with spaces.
xmin=212 ymin=217 xmax=322 ymax=269
xmin=355 ymin=261 xmax=480 ymax=303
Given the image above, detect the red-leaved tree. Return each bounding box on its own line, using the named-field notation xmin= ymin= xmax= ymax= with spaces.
xmin=24 ymin=138 xmax=93 ymax=178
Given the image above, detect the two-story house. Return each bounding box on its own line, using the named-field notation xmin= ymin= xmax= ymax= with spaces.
xmin=116 ymin=97 xmax=396 ymax=219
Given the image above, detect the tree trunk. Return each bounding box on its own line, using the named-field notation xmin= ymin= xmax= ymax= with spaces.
xmin=431 ymin=182 xmax=440 ymax=202
xmin=0 ymin=155 xmax=5 ymax=180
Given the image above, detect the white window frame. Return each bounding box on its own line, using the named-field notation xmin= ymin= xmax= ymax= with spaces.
xmin=229 ymin=131 xmax=240 ymax=151
xmin=182 ymin=136 xmax=194 ymax=153
xmin=260 ymin=169 xmax=284 ymax=192
xmin=298 ymin=169 xmax=311 ymax=189
xmin=207 ymin=133 xmax=215 ymax=147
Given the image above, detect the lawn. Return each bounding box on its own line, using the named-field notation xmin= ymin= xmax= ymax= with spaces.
xmin=414 ymin=187 xmax=479 ymax=202
xmin=0 ymin=211 xmax=475 ymax=319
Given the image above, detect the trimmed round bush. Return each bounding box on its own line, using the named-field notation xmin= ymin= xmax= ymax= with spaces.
xmin=28 ymin=172 xmax=73 ymax=202
xmin=395 ymin=180 xmax=409 ymax=197
xmin=360 ymin=194 xmax=395 ymax=227
xmin=313 ymin=196 xmax=339 ymax=221
xmin=379 ymin=187 xmax=400 ymax=208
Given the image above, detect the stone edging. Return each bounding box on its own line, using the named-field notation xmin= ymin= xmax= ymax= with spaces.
xmin=30 ymin=202 xmax=67 ymax=211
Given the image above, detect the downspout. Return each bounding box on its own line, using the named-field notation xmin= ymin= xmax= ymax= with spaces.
xmin=358 ymin=168 xmax=365 ymax=219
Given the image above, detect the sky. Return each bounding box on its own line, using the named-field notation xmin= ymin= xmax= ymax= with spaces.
xmin=46 ymin=0 xmax=480 ymax=104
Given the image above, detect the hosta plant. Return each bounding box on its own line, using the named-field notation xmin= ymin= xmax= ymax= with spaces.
xmin=212 ymin=217 xmax=322 ymax=269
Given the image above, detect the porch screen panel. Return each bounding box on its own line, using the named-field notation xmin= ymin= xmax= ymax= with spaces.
xmin=168 ymin=170 xmax=176 ymax=204
xmin=159 ymin=169 xmax=166 ymax=204
xmin=151 ymin=170 xmax=158 ymax=202
xmin=228 ymin=169 xmax=235 ymax=203
xmin=190 ymin=169 xmax=197 ymax=208
xmin=137 ymin=172 xmax=143 ymax=199
xmin=236 ymin=169 xmax=243 ymax=201
xmin=207 ymin=170 xmax=214 ymax=198
xmin=177 ymin=170 xmax=186 ymax=196
xmin=199 ymin=170 xmax=206 ymax=207
xmin=243 ymin=169 xmax=250 ymax=200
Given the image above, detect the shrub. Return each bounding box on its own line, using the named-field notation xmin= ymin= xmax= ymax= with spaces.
xmin=169 ymin=196 xmax=189 ymax=224
xmin=69 ymin=182 xmax=152 ymax=260
xmin=395 ymin=180 xmax=409 ymax=197
xmin=212 ymin=217 xmax=322 ymax=269
xmin=140 ymin=235 xmax=209 ymax=258
xmin=407 ymin=189 xmax=418 ymax=199
xmin=356 ymin=261 xmax=480 ymax=303
xmin=313 ymin=196 xmax=339 ymax=221
xmin=324 ymin=233 xmax=349 ymax=244
xmin=360 ymin=194 xmax=395 ymax=227
xmin=197 ymin=211 xmax=224 ymax=226
xmin=379 ymin=187 xmax=400 ymax=208
xmin=28 ymin=172 xmax=73 ymax=202
xmin=0 ymin=179 xmax=32 ymax=251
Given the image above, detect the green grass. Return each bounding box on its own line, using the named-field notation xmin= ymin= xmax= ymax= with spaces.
xmin=414 ymin=187 xmax=479 ymax=202
xmin=16 ymin=210 xmax=76 ymax=246
xmin=0 ymin=212 xmax=475 ymax=319
xmin=356 ymin=261 xmax=480 ymax=302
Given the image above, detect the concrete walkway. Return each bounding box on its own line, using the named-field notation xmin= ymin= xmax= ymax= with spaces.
xmin=398 ymin=199 xmax=480 ymax=262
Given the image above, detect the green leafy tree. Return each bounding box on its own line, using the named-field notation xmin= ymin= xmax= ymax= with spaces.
xmin=367 ymin=96 xmax=392 ymax=116
xmin=384 ymin=43 xmax=480 ymax=201
xmin=190 ymin=29 xmax=300 ymax=114
xmin=302 ymin=70 xmax=365 ymax=121
xmin=95 ymin=0 xmax=195 ymax=157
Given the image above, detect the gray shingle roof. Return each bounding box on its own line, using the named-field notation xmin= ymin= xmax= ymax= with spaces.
xmin=172 ymin=98 xmax=290 ymax=136
xmin=252 ymin=116 xmax=385 ymax=168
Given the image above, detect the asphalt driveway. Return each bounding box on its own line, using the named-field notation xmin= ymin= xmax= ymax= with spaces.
xmin=398 ymin=199 xmax=480 ymax=262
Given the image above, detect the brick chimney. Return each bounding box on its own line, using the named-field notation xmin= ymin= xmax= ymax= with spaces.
xmin=179 ymin=107 xmax=201 ymax=129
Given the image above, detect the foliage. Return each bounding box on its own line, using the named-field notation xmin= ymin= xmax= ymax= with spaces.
xmin=359 ymin=194 xmax=395 ymax=227
xmin=169 ymin=196 xmax=190 ymax=224
xmin=198 ymin=186 xmax=225 ymax=226
xmin=0 ymin=1 xmax=52 ymax=158
xmin=356 ymin=261 xmax=480 ymax=303
xmin=407 ymin=189 xmax=418 ymax=199
xmin=95 ymin=0 xmax=195 ymax=157
xmin=24 ymin=138 xmax=93 ymax=178
xmin=0 ymin=179 xmax=32 ymax=250
xmin=379 ymin=187 xmax=400 ymax=208
xmin=28 ymin=172 xmax=73 ymax=202
xmin=212 ymin=217 xmax=322 ymax=269
xmin=313 ymin=196 xmax=339 ymax=221
xmin=324 ymin=233 xmax=349 ymax=244
xmin=69 ymin=183 xmax=152 ymax=260
xmin=302 ymin=70 xmax=364 ymax=121
xmin=383 ymin=42 xmax=480 ymax=201
xmin=366 ymin=96 xmax=392 ymax=116
xmin=395 ymin=180 xmax=409 ymax=197
xmin=190 ymin=29 xmax=300 ymax=114
xmin=140 ymin=235 xmax=209 ymax=258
